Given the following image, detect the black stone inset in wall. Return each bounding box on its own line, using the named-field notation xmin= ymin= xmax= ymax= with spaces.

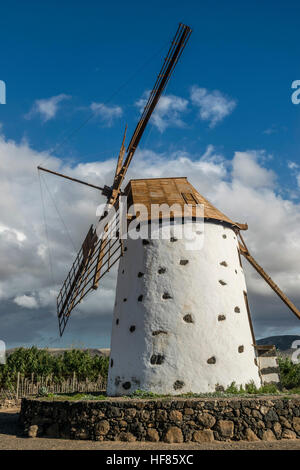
xmin=173 ymin=380 xmax=185 ymax=390
xmin=162 ymin=293 xmax=172 ymax=300
xmin=207 ymin=356 xmax=216 ymax=364
xmin=122 ymin=381 xmax=131 ymax=390
xmin=183 ymin=314 xmax=194 ymax=323
xmin=180 ymin=260 xmax=189 ymax=265
xmin=150 ymin=354 xmax=165 ymax=365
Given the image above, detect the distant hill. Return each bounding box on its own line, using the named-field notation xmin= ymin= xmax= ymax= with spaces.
xmin=6 ymin=348 xmax=110 ymax=357
xmin=257 ymin=335 xmax=300 ymax=357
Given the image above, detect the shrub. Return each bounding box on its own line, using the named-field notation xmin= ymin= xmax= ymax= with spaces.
xmin=0 ymin=347 xmax=109 ymax=387
xmin=278 ymin=357 xmax=300 ymax=389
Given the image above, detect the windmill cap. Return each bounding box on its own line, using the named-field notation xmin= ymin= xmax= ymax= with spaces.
xmin=124 ymin=177 xmax=248 ymax=230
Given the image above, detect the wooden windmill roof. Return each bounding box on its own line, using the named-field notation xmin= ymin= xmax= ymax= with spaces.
xmin=124 ymin=177 xmax=247 ymax=230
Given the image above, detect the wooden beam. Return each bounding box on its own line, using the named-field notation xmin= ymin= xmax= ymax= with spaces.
xmin=239 ymin=241 xmax=300 ymax=320
xmin=37 ymin=166 xmax=106 ymax=193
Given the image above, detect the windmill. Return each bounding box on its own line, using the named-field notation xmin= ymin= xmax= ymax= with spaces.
xmin=38 ymin=23 xmax=300 ymax=395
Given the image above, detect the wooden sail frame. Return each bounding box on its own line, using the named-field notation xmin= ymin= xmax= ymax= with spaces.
xmin=57 ymin=209 xmax=123 ymax=336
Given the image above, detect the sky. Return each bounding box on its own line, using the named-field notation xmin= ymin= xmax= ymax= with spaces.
xmin=0 ymin=0 xmax=300 ymax=349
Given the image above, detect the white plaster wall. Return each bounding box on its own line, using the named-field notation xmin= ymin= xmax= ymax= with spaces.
xmin=258 ymin=355 xmax=280 ymax=384
xmin=107 ymin=221 xmax=262 ymax=396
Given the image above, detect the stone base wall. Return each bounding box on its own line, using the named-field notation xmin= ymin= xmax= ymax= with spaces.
xmin=19 ymin=396 xmax=300 ymax=442
xmin=0 ymin=398 xmax=21 ymax=409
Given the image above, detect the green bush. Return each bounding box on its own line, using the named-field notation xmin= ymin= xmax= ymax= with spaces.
xmin=0 ymin=347 xmax=109 ymax=387
xmin=278 ymin=357 xmax=300 ymax=389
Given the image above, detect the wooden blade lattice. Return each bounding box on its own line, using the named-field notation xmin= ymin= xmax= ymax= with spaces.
xmin=57 ymin=210 xmax=124 ymax=336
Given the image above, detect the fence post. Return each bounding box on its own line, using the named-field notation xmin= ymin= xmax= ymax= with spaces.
xmin=73 ymin=371 xmax=76 ymax=393
xmin=16 ymin=372 xmax=20 ymax=400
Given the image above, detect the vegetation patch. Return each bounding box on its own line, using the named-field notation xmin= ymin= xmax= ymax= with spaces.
xmin=0 ymin=347 xmax=109 ymax=388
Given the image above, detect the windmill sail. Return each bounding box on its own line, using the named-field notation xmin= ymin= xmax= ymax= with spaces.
xmin=109 ymin=23 xmax=192 ymax=201
xmin=57 ymin=208 xmax=124 ymax=336
xmin=56 ymin=23 xmax=192 ymax=335
xmin=238 ymin=234 xmax=300 ymax=320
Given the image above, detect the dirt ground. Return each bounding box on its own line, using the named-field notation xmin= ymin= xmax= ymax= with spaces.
xmin=1 ymin=408 xmax=300 ymax=451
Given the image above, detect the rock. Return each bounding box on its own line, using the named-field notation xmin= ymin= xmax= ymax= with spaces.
xmin=243 ymin=407 xmax=251 ymax=417
xmin=245 ymin=428 xmax=259 ymax=441
xmin=257 ymin=420 xmax=265 ymax=429
xmin=169 ymin=410 xmax=182 ymax=422
xmin=293 ymin=417 xmax=300 ymax=434
xmin=141 ymin=410 xmax=150 ymax=421
xmin=127 ymin=408 xmax=137 ymax=418
xmin=131 ymin=421 xmax=144 ymax=434
xmin=262 ymin=429 xmax=276 ymax=441
xmin=28 ymin=425 xmax=38 ymax=438
xmin=147 ymin=428 xmax=160 ymax=442
xmin=193 ymin=430 xmax=214 ymax=442
xmin=260 ymin=406 xmax=269 ymax=415
xmin=95 ymin=420 xmax=110 ymax=435
xmin=282 ymin=429 xmax=297 ymax=440
xmin=164 ymin=426 xmax=184 ymax=443
xmin=273 ymin=422 xmax=282 ymax=438
xmin=156 ymin=410 xmax=168 ymax=421
xmin=92 ymin=409 xmax=104 ymax=418
xmin=59 ymin=427 xmax=70 ymax=439
xmin=217 ymin=420 xmax=234 ymax=438
xmin=279 ymin=416 xmax=291 ymax=429
xmin=184 ymin=408 xmax=194 ymax=416
xmin=118 ymin=432 xmax=136 ymax=442
xmin=107 ymin=406 xmax=122 ymax=418
xmin=45 ymin=423 xmax=59 ymax=437
xmin=186 ymin=420 xmax=196 ymax=427
xmin=75 ymin=430 xmax=89 ymax=440
xmin=198 ymin=413 xmax=216 ymax=429
xmin=252 ymin=410 xmax=262 ymax=419
xmin=265 ymin=409 xmax=278 ymax=422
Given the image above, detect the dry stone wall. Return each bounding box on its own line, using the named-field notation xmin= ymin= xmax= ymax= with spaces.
xmin=19 ymin=396 xmax=300 ymax=442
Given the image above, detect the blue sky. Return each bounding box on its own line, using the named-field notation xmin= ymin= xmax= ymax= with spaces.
xmin=0 ymin=0 xmax=300 ymax=348
xmin=1 ymin=1 xmax=300 ymax=174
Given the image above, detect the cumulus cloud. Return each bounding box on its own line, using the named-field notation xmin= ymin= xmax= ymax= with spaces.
xmin=25 ymin=94 xmax=71 ymax=122
xmin=0 ymin=130 xmax=299 ymax=347
xmin=14 ymin=295 xmax=38 ymax=309
xmin=232 ymin=151 xmax=276 ymax=189
xmin=90 ymin=102 xmax=123 ymax=127
xmin=288 ymin=161 xmax=299 ymax=170
xmin=136 ymin=93 xmax=188 ymax=133
xmin=190 ymin=85 xmax=236 ymax=128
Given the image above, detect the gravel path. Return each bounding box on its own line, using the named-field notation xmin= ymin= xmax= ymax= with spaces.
xmin=1 ymin=408 xmax=299 ymax=451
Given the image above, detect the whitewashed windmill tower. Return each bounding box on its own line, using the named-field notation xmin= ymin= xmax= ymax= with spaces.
xmin=38 ymin=23 xmax=300 ymax=395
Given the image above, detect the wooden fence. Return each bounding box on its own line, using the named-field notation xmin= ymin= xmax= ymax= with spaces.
xmin=0 ymin=372 xmax=107 ymax=399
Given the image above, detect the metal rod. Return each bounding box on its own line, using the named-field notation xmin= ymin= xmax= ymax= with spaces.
xmin=37 ymin=166 xmax=105 ymax=192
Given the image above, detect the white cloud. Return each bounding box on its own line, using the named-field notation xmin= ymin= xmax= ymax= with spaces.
xmin=14 ymin=295 xmax=38 ymax=309
xmin=0 ymin=129 xmax=299 ymax=344
xmin=232 ymin=151 xmax=276 ymax=189
xmin=90 ymin=102 xmax=123 ymax=127
xmin=190 ymin=85 xmax=236 ymax=128
xmin=0 ymin=224 xmax=26 ymax=243
xmin=25 ymin=94 xmax=71 ymax=122
xmin=288 ymin=161 xmax=299 ymax=170
xmin=287 ymin=161 xmax=300 ymax=190
xmin=136 ymin=92 xmax=188 ymax=133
